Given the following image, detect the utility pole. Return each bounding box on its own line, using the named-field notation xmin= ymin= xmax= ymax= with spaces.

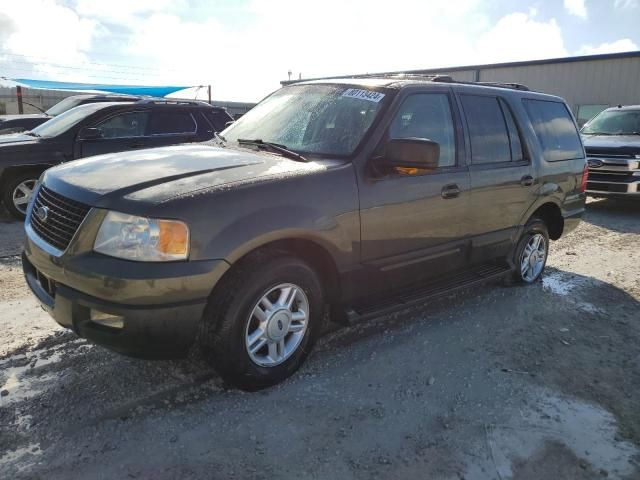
xmin=16 ymin=85 xmax=23 ymax=114
xmin=207 ymin=85 xmax=212 ymax=105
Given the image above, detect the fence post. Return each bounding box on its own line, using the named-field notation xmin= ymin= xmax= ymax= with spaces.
xmin=16 ymin=86 xmax=24 ymax=114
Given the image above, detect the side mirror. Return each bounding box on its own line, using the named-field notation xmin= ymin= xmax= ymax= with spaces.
xmin=383 ymin=138 xmax=440 ymax=170
xmin=78 ymin=127 xmax=103 ymax=141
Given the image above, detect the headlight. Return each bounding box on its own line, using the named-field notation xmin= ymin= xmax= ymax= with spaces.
xmin=94 ymin=211 xmax=189 ymax=261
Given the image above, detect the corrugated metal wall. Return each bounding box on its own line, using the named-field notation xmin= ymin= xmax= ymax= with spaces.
xmin=478 ymin=56 xmax=640 ymax=113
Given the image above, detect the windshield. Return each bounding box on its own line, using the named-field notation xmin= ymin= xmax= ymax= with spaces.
xmin=32 ymin=103 xmax=109 ymax=138
xmin=223 ymin=84 xmax=390 ymax=156
xmin=581 ymin=109 xmax=640 ymax=135
xmin=45 ymin=97 xmax=85 ymax=116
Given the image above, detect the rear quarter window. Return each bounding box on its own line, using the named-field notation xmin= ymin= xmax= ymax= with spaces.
xmin=522 ymin=99 xmax=583 ymax=161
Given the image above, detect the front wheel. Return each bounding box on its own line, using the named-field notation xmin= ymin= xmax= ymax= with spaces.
xmin=199 ymin=253 xmax=324 ymax=390
xmin=512 ymin=218 xmax=549 ymax=284
xmin=2 ymin=171 xmax=40 ymax=220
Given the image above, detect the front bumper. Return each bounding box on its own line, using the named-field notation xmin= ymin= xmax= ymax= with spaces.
xmin=22 ymin=233 xmax=230 ymax=359
xmin=586 ymin=156 xmax=640 ymax=198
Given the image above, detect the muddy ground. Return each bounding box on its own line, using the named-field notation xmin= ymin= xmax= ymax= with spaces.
xmin=1 ymin=198 xmax=639 ymax=479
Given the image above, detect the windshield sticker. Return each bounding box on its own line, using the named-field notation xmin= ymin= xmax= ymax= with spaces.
xmin=341 ymin=88 xmax=385 ymax=103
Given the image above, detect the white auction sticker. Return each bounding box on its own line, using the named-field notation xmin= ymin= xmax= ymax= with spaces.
xmin=341 ymin=88 xmax=385 ymax=103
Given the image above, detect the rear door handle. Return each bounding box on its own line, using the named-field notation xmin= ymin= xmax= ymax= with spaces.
xmin=441 ymin=183 xmax=460 ymax=199
xmin=521 ymin=175 xmax=534 ymax=187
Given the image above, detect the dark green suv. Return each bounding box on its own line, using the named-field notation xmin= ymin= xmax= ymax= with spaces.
xmin=22 ymin=76 xmax=587 ymax=389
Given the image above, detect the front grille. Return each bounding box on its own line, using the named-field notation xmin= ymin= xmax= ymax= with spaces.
xmin=30 ymin=186 xmax=91 ymax=252
xmin=587 ymin=182 xmax=628 ymax=193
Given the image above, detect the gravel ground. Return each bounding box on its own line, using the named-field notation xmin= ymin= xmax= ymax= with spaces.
xmin=1 ymin=198 xmax=639 ymax=479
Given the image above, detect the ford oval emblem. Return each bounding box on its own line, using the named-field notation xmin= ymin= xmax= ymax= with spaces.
xmin=587 ymin=159 xmax=603 ymax=168
xmin=36 ymin=205 xmax=49 ymax=223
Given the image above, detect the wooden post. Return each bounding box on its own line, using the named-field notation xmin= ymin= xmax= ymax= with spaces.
xmin=207 ymin=85 xmax=212 ymax=105
xmin=16 ymin=85 xmax=23 ymax=114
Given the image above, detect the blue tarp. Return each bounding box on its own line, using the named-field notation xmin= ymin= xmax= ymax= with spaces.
xmin=12 ymin=79 xmax=191 ymax=97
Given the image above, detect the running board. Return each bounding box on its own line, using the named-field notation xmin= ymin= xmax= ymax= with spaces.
xmin=343 ymin=264 xmax=512 ymax=324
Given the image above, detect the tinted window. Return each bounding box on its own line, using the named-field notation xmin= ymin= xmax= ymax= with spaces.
xmin=499 ymin=98 xmax=524 ymax=161
xmin=97 ymin=112 xmax=149 ymax=139
xmin=461 ymin=95 xmax=511 ymax=164
xmin=389 ymin=93 xmax=456 ymax=167
xmin=523 ymin=99 xmax=583 ymax=161
xmin=148 ymin=111 xmax=196 ymax=135
xmin=203 ymin=110 xmax=233 ymax=132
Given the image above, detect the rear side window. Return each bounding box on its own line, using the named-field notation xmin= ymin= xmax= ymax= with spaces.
xmin=203 ymin=110 xmax=233 ymax=132
xmin=523 ymin=99 xmax=583 ymax=161
xmin=460 ymin=95 xmax=511 ymax=164
xmin=148 ymin=111 xmax=196 ymax=135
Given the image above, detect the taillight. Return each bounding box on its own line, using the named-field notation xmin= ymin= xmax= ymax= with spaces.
xmin=580 ymin=163 xmax=589 ymax=192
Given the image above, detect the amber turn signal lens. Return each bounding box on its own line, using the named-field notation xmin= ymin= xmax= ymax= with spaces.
xmin=158 ymin=220 xmax=189 ymax=256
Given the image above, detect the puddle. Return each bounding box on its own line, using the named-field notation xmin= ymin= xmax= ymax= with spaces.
xmin=542 ymin=271 xmax=577 ymax=296
xmin=0 ymin=443 xmax=42 ymax=472
xmin=463 ymin=388 xmax=639 ymax=479
xmin=0 ymin=349 xmax=65 ymax=405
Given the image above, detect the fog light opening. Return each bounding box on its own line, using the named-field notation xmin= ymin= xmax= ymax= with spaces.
xmin=90 ymin=310 xmax=124 ymax=329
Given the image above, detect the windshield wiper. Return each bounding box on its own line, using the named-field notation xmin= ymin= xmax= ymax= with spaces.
xmin=237 ymin=138 xmax=308 ymax=162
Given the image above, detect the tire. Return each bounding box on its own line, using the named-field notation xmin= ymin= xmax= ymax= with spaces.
xmin=199 ymin=252 xmax=324 ymax=390
xmin=511 ymin=217 xmax=549 ymax=284
xmin=2 ymin=171 xmax=40 ymax=220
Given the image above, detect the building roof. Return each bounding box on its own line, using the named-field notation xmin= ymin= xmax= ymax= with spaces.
xmin=282 ymin=50 xmax=640 ymax=85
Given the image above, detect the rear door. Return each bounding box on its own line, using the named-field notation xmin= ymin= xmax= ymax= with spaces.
xmin=145 ymin=108 xmax=199 ymax=148
xmin=78 ymin=111 xmax=151 ymax=158
xmin=357 ymin=89 xmax=471 ymax=292
xmin=457 ymin=92 xmax=536 ymax=261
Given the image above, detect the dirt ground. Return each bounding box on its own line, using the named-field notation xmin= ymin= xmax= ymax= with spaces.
xmin=1 ymin=198 xmax=639 ymax=480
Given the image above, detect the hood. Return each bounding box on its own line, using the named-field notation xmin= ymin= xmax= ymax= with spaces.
xmin=44 ymin=144 xmax=325 ymax=208
xmin=0 ymin=114 xmax=48 ymax=122
xmin=582 ymin=134 xmax=640 ymax=156
xmin=0 ymin=133 xmax=40 ymax=145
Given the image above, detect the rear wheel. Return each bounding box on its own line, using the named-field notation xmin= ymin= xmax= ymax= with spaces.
xmin=2 ymin=171 xmax=40 ymax=220
xmin=512 ymin=218 xmax=549 ymax=284
xmin=199 ymin=252 xmax=324 ymax=390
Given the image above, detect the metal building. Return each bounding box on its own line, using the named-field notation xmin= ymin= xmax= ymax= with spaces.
xmin=281 ymin=51 xmax=640 ymax=126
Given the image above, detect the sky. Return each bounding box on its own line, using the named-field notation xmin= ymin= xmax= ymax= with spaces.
xmin=0 ymin=0 xmax=638 ymax=102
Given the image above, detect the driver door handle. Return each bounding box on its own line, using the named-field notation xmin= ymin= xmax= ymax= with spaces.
xmin=441 ymin=183 xmax=460 ymax=199
xmin=521 ymin=175 xmax=534 ymax=187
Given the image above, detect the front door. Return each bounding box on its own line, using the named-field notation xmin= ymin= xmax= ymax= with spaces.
xmin=357 ymin=91 xmax=471 ymax=295
xmin=78 ymin=111 xmax=151 ymax=158
xmin=144 ymin=109 xmax=199 ymax=149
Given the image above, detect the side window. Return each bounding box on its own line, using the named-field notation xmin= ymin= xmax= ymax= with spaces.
xmin=148 ymin=111 xmax=196 ymax=135
xmin=523 ymin=99 xmax=584 ymax=161
xmin=498 ymin=98 xmax=525 ymax=162
xmin=388 ymin=93 xmax=456 ymax=167
xmin=97 ymin=112 xmax=149 ymax=139
xmin=204 ymin=111 xmax=233 ymax=132
xmin=460 ymin=95 xmax=511 ymax=164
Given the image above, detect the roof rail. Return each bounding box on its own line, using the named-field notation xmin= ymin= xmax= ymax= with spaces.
xmin=348 ymin=72 xmax=530 ymax=91
xmin=137 ymin=99 xmax=213 ymax=106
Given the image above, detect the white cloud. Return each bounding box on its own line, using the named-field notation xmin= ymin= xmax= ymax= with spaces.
xmin=614 ymin=0 xmax=638 ymax=8
xmin=476 ymin=13 xmax=567 ymax=63
xmin=0 ymin=1 xmax=615 ymax=102
xmin=577 ymin=38 xmax=639 ymax=55
xmin=564 ymin=0 xmax=588 ymax=18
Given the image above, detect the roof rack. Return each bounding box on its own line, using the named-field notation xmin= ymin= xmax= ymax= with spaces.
xmin=349 ymin=72 xmax=530 ymax=91
xmin=137 ymin=99 xmax=214 ymax=107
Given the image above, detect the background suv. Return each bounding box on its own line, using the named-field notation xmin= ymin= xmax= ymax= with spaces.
xmin=0 ymin=99 xmax=233 ymax=218
xmin=581 ymin=105 xmax=640 ymax=198
xmin=0 ymin=93 xmax=142 ymax=134
xmin=22 ymin=77 xmax=587 ymax=389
